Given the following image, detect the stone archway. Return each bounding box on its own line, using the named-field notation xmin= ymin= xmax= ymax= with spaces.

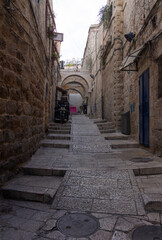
xmin=60 ymin=69 xmax=92 ymax=114
xmin=63 ymin=82 xmax=85 ymax=99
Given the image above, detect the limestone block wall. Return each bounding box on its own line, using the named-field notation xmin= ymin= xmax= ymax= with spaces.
xmin=122 ymin=0 xmax=162 ymax=155
xmin=102 ymin=0 xmax=124 ymax=128
xmin=0 ymin=0 xmax=58 ymax=184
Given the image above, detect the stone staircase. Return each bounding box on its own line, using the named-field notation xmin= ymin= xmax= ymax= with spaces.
xmin=47 ymin=122 xmax=71 ymax=134
xmin=2 ymin=121 xmax=72 ymax=203
xmin=94 ymin=120 xmax=116 ymax=134
xmin=41 ymin=122 xmax=71 ymax=148
xmin=94 ymin=119 xmax=139 ymax=149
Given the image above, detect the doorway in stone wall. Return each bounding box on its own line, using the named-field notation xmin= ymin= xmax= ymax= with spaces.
xmin=139 ymin=69 xmax=150 ymax=147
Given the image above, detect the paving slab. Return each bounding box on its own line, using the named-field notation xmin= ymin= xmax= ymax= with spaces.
xmin=2 ymin=175 xmax=63 ymax=203
xmin=0 ymin=115 xmax=162 ymax=239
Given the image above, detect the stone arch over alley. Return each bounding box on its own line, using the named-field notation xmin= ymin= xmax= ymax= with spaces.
xmin=60 ymin=69 xmax=92 ymax=112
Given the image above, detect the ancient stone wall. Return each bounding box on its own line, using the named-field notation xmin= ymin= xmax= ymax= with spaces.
xmin=82 ymin=24 xmax=103 ymax=118
xmin=0 ymin=0 xmax=59 ymax=184
xmin=122 ymin=0 xmax=162 ymax=155
xmin=84 ymin=0 xmax=162 ymax=156
xmin=102 ymin=0 xmax=124 ymax=128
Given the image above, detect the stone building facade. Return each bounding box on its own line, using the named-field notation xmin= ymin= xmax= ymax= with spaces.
xmin=82 ymin=24 xmax=103 ymax=118
xmin=83 ymin=0 xmax=162 ymax=156
xmin=0 ymin=0 xmax=61 ymax=184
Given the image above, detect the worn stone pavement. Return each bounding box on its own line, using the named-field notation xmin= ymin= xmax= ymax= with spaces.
xmin=0 ymin=115 xmax=162 ymax=239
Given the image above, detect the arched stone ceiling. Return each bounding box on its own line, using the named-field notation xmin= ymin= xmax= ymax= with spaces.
xmin=67 ymin=88 xmax=83 ymax=98
xmin=61 ymin=75 xmax=89 ymax=96
xmin=63 ymin=83 xmax=85 ymax=98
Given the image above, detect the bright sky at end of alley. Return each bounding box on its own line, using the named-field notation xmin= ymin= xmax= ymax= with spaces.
xmin=53 ymin=0 xmax=107 ymax=62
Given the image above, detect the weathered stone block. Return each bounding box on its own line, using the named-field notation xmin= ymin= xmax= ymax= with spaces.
xmin=15 ymin=128 xmax=24 ymax=140
xmin=7 ymin=44 xmax=17 ymax=57
xmin=13 ymin=142 xmax=22 ymax=155
xmin=17 ymin=103 xmax=23 ymax=115
xmin=4 ymin=129 xmax=15 ymax=143
xmin=0 ymin=99 xmax=6 ymax=114
xmin=0 ymin=85 xmax=8 ymax=99
xmin=0 ymin=37 xmax=6 ymax=49
xmin=2 ymin=143 xmax=14 ymax=159
xmin=10 ymin=88 xmax=21 ymax=101
xmin=23 ymin=103 xmax=31 ymax=115
xmin=0 ymin=65 xmax=3 ymax=81
xmin=10 ymin=116 xmax=21 ymax=129
xmin=4 ymin=69 xmax=16 ymax=85
xmin=0 ymin=130 xmax=4 ymax=144
xmin=6 ymin=101 xmax=18 ymax=114
xmin=11 ymin=32 xmax=19 ymax=45
xmin=0 ymin=115 xmax=10 ymax=129
xmin=16 ymin=50 xmax=25 ymax=63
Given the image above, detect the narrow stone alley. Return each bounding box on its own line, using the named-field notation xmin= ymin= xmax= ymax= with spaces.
xmin=1 ymin=115 xmax=162 ymax=239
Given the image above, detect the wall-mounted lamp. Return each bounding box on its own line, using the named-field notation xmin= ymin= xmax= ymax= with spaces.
xmin=124 ymin=32 xmax=135 ymax=42
xmin=90 ymin=74 xmax=95 ymax=79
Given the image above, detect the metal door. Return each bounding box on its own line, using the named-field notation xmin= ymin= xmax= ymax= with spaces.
xmin=139 ymin=69 xmax=149 ymax=147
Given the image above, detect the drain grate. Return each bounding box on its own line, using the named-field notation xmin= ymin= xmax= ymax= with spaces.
xmin=132 ymin=225 xmax=162 ymax=240
xmin=130 ymin=157 xmax=153 ymax=163
xmin=57 ymin=213 xmax=99 ymax=237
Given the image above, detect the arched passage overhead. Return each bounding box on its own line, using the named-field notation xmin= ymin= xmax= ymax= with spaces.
xmin=61 ymin=75 xmax=89 ymax=96
xmin=60 ymin=69 xmax=92 ymax=114
xmin=61 ymin=72 xmax=91 ymax=91
xmin=65 ymin=88 xmax=84 ymax=98
xmin=63 ymin=82 xmax=85 ymax=97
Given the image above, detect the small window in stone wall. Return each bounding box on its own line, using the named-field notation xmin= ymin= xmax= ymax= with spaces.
xmin=158 ymin=56 xmax=162 ymax=98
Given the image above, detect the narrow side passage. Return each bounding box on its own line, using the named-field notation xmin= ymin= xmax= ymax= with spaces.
xmin=0 ymin=115 xmax=162 ymax=240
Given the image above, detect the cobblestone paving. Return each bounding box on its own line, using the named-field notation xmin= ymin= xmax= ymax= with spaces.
xmin=72 ymin=116 xmax=111 ymax=153
xmin=0 ymin=115 xmax=162 ymax=239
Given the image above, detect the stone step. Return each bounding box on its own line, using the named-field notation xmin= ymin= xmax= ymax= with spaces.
xmin=105 ymin=134 xmax=130 ymax=140
xmin=2 ymin=175 xmax=63 ymax=203
xmin=100 ymin=129 xmax=116 ymax=134
xmin=111 ymin=143 xmax=139 ymax=149
xmin=98 ymin=126 xmax=115 ymax=131
xmin=48 ymin=126 xmax=71 ymax=131
xmin=23 ymin=165 xmax=66 ymax=176
xmin=94 ymin=119 xmax=107 ymax=124
xmin=41 ymin=139 xmax=70 ymax=149
xmin=47 ymin=134 xmax=71 ymax=140
xmin=134 ymin=167 xmax=162 ymax=176
xmin=49 ymin=123 xmax=71 ymax=127
xmin=97 ymin=122 xmax=114 ymax=127
xmin=48 ymin=129 xmax=71 ymax=134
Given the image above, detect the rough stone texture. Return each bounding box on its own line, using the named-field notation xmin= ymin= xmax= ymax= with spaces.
xmin=122 ymin=0 xmax=162 ymax=157
xmin=0 ymin=0 xmax=59 ymax=184
xmin=82 ymin=0 xmax=162 ymax=157
xmin=0 ymin=115 xmax=162 ymax=239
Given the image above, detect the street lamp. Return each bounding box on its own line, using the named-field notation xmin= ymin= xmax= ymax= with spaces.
xmin=124 ymin=32 xmax=135 ymax=42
